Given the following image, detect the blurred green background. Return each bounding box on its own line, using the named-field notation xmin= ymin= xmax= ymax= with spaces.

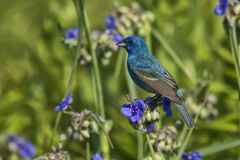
xmin=0 ymin=0 xmax=239 ymax=159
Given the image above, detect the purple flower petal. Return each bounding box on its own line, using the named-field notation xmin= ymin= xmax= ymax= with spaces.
xmin=182 ymin=153 xmax=189 ymax=160
xmin=121 ymin=104 xmax=132 ymax=117
xmin=146 ymin=123 xmax=155 ymax=133
xmin=93 ymin=153 xmax=103 ymax=160
xmin=111 ymin=33 xmax=122 ymax=43
xmin=55 ymin=94 xmax=73 ymax=111
xmin=130 ymin=112 xmax=142 ymax=122
xmin=219 ymin=0 xmax=229 ymax=5
xmin=7 ymin=135 xmax=35 ymax=158
xmin=65 ymin=28 xmax=79 ymax=40
xmin=133 ymin=100 xmax=146 ymax=112
xmin=182 ymin=152 xmax=202 ymax=160
xmin=214 ymin=4 xmax=227 ymax=15
xmin=105 ymin=15 xmax=116 ymax=30
xmin=162 ymin=97 xmax=172 ymax=117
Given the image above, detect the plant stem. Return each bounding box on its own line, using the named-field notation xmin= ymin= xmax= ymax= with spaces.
xmin=137 ymin=133 xmax=143 ymax=160
xmin=77 ymin=0 xmax=109 ymax=159
xmin=113 ymin=50 xmax=124 ymax=80
xmin=124 ymin=53 xmax=143 ymax=160
xmin=146 ymin=134 xmax=166 ymax=160
xmin=146 ymin=134 xmax=156 ymax=160
xmin=175 ymin=107 xmax=202 ymax=160
xmin=229 ymin=24 xmax=240 ymax=140
xmin=49 ymin=0 xmax=82 ymax=147
xmin=86 ymin=142 xmax=90 ymax=160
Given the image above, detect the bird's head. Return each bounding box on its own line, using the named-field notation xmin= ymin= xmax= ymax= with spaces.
xmin=116 ymin=36 xmax=149 ymax=54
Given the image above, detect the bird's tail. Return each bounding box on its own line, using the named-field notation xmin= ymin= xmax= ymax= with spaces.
xmin=176 ymin=104 xmax=196 ymax=128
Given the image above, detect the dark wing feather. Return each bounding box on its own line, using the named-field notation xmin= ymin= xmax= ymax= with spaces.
xmin=132 ymin=68 xmax=182 ymax=104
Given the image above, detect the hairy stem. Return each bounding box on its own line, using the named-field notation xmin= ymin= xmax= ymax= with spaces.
xmin=49 ymin=0 xmax=82 ymax=147
xmin=77 ymin=0 xmax=109 ymax=159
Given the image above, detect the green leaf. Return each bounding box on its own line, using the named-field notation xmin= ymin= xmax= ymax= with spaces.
xmin=197 ymin=139 xmax=240 ymax=156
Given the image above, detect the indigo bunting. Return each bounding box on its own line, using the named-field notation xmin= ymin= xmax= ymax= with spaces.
xmin=117 ymin=36 xmax=196 ymax=128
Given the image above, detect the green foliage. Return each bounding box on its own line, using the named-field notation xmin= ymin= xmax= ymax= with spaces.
xmin=0 ymin=0 xmax=239 ymax=159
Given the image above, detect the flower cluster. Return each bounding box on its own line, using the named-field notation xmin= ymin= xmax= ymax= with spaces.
xmin=149 ymin=126 xmax=181 ymax=155
xmin=35 ymin=151 xmax=71 ymax=160
xmin=121 ymin=96 xmax=162 ymax=133
xmin=64 ymin=28 xmax=121 ymax=66
xmin=35 ymin=134 xmax=71 ymax=160
xmin=112 ymin=2 xmax=155 ymax=37
xmin=63 ymin=13 xmax=123 ymax=66
xmin=6 ymin=134 xmax=36 ymax=159
xmin=186 ymin=81 xmax=218 ymax=121
xmin=67 ymin=110 xmax=107 ymax=141
xmin=182 ymin=152 xmax=202 ymax=160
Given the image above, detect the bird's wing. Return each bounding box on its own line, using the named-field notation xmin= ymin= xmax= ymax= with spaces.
xmin=130 ymin=56 xmax=182 ymax=103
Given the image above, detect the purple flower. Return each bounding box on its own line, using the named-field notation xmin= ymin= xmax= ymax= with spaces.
xmin=93 ymin=153 xmax=103 ymax=160
xmin=55 ymin=94 xmax=73 ymax=111
xmin=182 ymin=152 xmax=202 ymax=160
xmin=162 ymin=97 xmax=172 ymax=117
xmin=214 ymin=0 xmax=230 ymax=15
xmin=110 ymin=33 xmax=123 ymax=43
xmin=121 ymin=100 xmax=146 ymax=122
xmin=65 ymin=28 xmax=79 ymax=40
xmin=105 ymin=15 xmax=116 ymax=30
xmin=7 ymin=134 xmax=36 ymax=159
xmin=144 ymin=96 xmax=172 ymax=117
xmin=146 ymin=123 xmax=155 ymax=132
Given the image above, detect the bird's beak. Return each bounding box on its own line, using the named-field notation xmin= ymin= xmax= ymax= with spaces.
xmin=116 ymin=40 xmax=126 ymax=47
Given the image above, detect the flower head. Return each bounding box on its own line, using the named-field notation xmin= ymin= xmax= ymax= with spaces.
xmin=93 ymin=153 xmax=103 ymax=160
xmin=121 ymin=96 xmax=160 ymax=133
xmin=121 ymin=99 xmax=146 ymax=122
xmin=65 ymin=28 xmax=79 ymax=40
xmin=55 ymin=94 xmax=73 ymax=111
xmin=162 ymin=97 xmax=172 ymax=117
xmin=149 ymin=126 xmax=181 ymax=155
xmin=7 ymin=134 xmax=36 ymax=159
xmin=64 ymin=28 xmax=79 ymax=48
xmin=214 ymin=0 xmax=230 ymax=15
xmin=182 ymin=152 xmax=202 ymax=160
xmin=105 ymin=15 xmax=116 ymax=30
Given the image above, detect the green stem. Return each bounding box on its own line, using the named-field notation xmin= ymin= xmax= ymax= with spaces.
xmin=77 ymin=0 xmax=104 ymax=117
xmin=113 ymin=50 xmax=124 ymax=80
xmin=86 ymin=142 xmax=90 ymax=160
xmin=124 ymin=53 xmax=143 ymax=160
xmin=49 ymin=0 xmax=82 ymax=147
xmin=229 ymin=24 xmax=240 ymax=140
xmin=197 ymin=139 xmax=240 ymax=156
xmin=91 ymin=67 xmax=98 ymax=112
xmin=137 ymin=133 xmax=143 ymax=160
xmin=178 ymin=125 xmax=187 ymax=144
xmin=77 ymin=0 xmax=109 ymax=159
xmin=146 ymin=134 xmax=156 ymax=160
xmin=175 ymin=107 xmax=202 ymax=160
xmin=152 ymin=29 xmax=195 ymax=82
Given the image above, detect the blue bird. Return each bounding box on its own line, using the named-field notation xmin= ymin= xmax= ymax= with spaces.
xmin=117 ymin=36 xmax=196 ymax=128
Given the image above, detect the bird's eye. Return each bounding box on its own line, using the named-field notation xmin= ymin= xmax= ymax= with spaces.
xmin=128 ymin=40 xmax=134 ymax=44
